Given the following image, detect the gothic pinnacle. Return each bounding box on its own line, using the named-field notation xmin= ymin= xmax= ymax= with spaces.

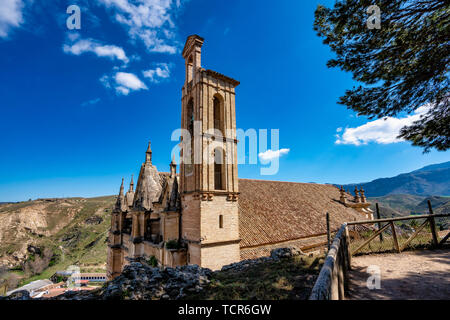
xmin=146 ymin=141 xmax=152 ymax=164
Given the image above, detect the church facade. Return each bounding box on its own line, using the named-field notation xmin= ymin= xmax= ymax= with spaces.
xmin=106 ymin=35 xmax=372 ymax=280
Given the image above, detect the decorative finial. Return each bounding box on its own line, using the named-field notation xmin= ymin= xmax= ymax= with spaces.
xmin=359 ymin=187 xmax=366 ymax=203
xmin=170 ymin=155 xmax=177 ymax=177
xmin=354 ymin=186 xmax=361 ymax=203
xmin=339 ymin=185 xmax=346 ymax=203
xmin=145 ymin=141 xmax=152 ymax=164
xmin=129 ymin=174 xmax=134 ymax=192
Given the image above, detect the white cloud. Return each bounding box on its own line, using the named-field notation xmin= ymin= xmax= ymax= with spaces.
xmin=81 ymin=98 xmax=101 ymax=106
xmin=258 ymin=148 xmax=290 ymax=161
xmin=335 ymin=105 xmax=431 ymax=146
xmin=115 ymin=72 xmax=147 ymax=90
xmin=63 ymin=38 xmax=129 ymax=63
xmin=142 ymin=63 xmax=171 ymax=83
xmin=97 ymin=0 xmax=182 ymax=53
xmin=101 ymin=72 xmax=148 ymax=96
xmin=0 ymin=0 xmax=25 ymax=38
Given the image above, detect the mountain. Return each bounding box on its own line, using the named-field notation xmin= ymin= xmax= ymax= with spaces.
xmin=413 ymin=196 xmax=450 ymax=215
xmin=368 ymin=194 xmax=426 ymax=215
xmin=342 ymin=161 xmax=450 ymax=197
xmin=368 ymin=194 xmax=450 ymax=229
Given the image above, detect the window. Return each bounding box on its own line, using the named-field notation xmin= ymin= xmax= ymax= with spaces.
xmin=214 ymin=148 xmax=225 ymax=190
xmin=186 ymin=99 xmax=194 ymax=174
xmin=219 ymin=215 xmax=223 ymax=229
xmin=122 ymin=217 xmax=132 ymax=234
xmin=213 ymin=96 xmax=223 ymax=134
xmin=187 ymin=99 xmax=194 ymax=138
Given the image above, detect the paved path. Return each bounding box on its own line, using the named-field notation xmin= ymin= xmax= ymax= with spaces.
xmin=347 ymin=249 xmax=450 ymax=300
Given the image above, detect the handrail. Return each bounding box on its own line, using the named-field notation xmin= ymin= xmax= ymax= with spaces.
xmin=310 ymin=211 xmax=449 ymax=300
xmin=309 ymin=223 xmax=349 ymax=300
xmin=347 ymin=213 xmax=449 ymax=225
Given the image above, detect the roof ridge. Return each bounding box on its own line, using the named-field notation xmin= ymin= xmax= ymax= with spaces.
xmin=238 ymin=178 xmax=334 ymax=186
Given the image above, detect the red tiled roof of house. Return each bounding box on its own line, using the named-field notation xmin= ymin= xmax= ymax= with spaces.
xmin=238 ymin=179 xmax=364 ymax=248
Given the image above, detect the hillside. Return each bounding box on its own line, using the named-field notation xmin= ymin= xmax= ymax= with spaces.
xmin=342 ymin=161 xmax=450 ymax=197
xmin=0 ymin=196 xmax=115 ymax=291
xmin=3 ymin=248 xmax=324 ymax=300
xmin=369 ymin=194 xmax=426 ymax=216
xmin=369 ymin=194 xmax=450 ymax=229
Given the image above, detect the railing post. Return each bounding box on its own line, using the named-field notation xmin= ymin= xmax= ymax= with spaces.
xmin=344 ymin=225 xmax=352 ymax=269
xmin=337 ymin=245 xmax=345 ymax=299
xmin=390 ymin=221 xmax=401 ymax=253
xmin=376 ymin=203 xmax=383 ymax=242
xmin=326 ymin=212 xmax=331 ymax=251
xmin=427 ymin=200 xmax=439 ymax=247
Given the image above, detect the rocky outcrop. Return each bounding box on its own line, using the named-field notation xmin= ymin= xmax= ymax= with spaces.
xmin=221 ymin=247 xmax=306 ymax=273
xmin=56 ymin=263 xmax=211 ymax=300
xmin=2 ymin=247 xmax=307 ymax=300
xmin=1 ymin=290 xmax=30 ymax=300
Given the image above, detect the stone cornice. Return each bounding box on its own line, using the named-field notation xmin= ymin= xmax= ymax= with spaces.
xmin=204 ymin=69 xmax=240 ymax=87
xmin=201 ymin=239 xmax=241 ymax=248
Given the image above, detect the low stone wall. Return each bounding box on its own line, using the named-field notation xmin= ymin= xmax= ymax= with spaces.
xmin=164 ymin=248 xmax=187 ymax=267
xmin=309 ymin=224 xmax=351 ymax=300
xmin=240 ymin=234 xmax=329 ymax=261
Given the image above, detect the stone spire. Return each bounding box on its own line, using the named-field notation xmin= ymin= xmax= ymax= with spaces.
xmin=170 ymin=155 xmax=177 ymax=178
xmin=125 ymin=175 xmax=135 ymax=208
xmin=145 ymin=141 xmax=152 ymax=164
xmin=133 ymin=142 xmax=162 ymax=211
xmin=119 ymin=178 xmax=124 ymax=195
xmin=129 ymin=174 xmax=134 ymax=192
xmin=354 ymin=186 xmax=361 ymax=203
xmin=114 ymin=178 xmax=127 ymax=212
xmin=339 ymin=185 xmax=346 ymax=204
xmin=359 ymin=187 xmax=366 ymax=203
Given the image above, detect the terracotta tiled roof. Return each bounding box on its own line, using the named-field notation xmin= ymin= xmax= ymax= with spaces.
xmin=238 ymin=179 xmax=364 ymax=248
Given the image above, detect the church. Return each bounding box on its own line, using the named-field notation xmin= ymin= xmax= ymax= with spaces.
xmin=106 ymin=35 xmax=372 ymax=280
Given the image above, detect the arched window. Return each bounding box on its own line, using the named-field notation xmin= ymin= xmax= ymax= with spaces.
xmin=186 ymin=99 xmax=194 ymax=172
xmin=213 ymin=96 xmax=224 ymax=135
xmin=214 ymin=147 xmax=225 ymax=190
xmin=187 ymin=99 xmax=194 ymax=138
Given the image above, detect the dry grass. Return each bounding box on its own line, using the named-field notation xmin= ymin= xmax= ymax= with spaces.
xmin=185 ymin=254 xmax=324 ymax=300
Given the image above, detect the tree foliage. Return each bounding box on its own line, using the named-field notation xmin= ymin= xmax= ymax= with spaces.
xmin=314 ymin=0 xmax=449 ymax=151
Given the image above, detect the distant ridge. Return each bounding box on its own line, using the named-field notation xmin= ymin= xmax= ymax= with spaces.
xmin=340 ymin=161 xmax=450 ymax=197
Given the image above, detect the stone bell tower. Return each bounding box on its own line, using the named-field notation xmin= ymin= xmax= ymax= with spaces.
xmin=180 ymin=35 xmax=240 ymax=270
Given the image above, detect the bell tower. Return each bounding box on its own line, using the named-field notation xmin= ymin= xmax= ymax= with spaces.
xmin=180 ymin=35 xmax=240 ymax=270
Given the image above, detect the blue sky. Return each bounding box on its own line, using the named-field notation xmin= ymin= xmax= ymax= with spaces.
xmin=0 ymin=0 xmax=448 ymax=202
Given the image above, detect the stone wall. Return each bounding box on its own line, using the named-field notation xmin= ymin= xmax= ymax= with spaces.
xmin=200 ymin=195 xmax=239 ymax=245
xmin=181 ymin=194 xmax=200 ymax=241
xmin=201 ymin=242 xmax=240 ymax=270
xmin=240 ymin=234 xmax=329 ymax=260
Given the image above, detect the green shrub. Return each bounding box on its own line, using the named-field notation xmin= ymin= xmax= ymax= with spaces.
xmin=147 ymin=256 xmax=158 ymax=267
xmin=165 ymin=240 xmax=181 ymax=250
